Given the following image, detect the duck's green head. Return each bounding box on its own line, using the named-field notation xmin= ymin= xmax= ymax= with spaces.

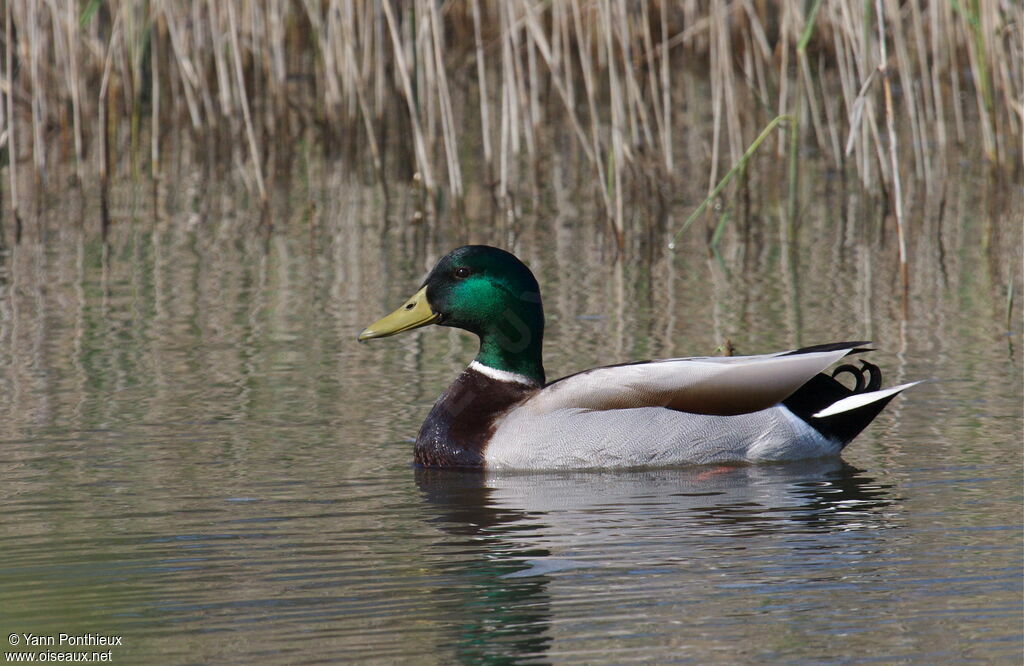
xmin=358 ymin=246 xmax=546 ymax=384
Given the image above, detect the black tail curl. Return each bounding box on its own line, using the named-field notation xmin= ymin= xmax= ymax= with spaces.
xmin=783 ymin=358 xmax=896 ymax=447
xmin=831 ymin=360 xmax=882 ymax=393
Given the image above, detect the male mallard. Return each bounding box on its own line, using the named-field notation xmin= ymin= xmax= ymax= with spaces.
xmin=359 ymin=246 xmax=918 ymax=470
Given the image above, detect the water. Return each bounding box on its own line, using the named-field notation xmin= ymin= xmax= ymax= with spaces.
xmin=0 ymin=168 xmax=1021 ymax=663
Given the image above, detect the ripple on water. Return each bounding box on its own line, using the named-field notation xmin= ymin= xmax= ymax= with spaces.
xmin=1 ymin=206 xmax=1021 ymax=663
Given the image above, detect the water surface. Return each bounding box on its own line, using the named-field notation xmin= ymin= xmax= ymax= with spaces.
xmin=0 ymin=170 xmax=1021 ymax=663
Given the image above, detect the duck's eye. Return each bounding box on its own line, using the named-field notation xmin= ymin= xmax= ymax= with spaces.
xmin=454 ymin=267 xmax=471 ymax=279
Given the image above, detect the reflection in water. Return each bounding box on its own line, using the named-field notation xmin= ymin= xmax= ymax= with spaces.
xmin=0 ymin=166 xmax=1018 ymax=662
xmin=416 ymin=469 xmax=553 ymax=663
xmin=416 ymin=461 xmax=897 ymax=663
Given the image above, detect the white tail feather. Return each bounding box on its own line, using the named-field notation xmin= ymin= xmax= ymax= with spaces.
xmin=813 ymin=381 xmax=923 ymax=418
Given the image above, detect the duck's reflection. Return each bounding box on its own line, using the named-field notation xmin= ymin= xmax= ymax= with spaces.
xmin=416 ymin=459 xmax=897 ymax=662
xmin=415 ymin=468 xmax=554 ymax=662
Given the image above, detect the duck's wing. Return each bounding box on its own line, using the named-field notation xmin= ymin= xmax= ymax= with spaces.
xmin=528 ymin=345 xmax=864 ymax=417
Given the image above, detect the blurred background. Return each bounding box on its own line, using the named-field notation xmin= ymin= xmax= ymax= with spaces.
xmin=0 ymin=0 xmax=1020 ymax=236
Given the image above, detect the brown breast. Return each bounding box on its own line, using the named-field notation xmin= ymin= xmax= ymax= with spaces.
xmin=414 ymin=367 xmax=538 ymax=469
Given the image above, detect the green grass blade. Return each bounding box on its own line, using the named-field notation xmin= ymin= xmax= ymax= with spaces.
xmin=79 ymin=0 xmax=102 ymax=28
xmin=797 ymin=0 xmax=824 ymax=53
xmin=669 ymin=115 xmax=793 ymax=249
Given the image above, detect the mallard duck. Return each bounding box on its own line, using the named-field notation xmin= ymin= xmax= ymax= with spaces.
xmin=359 ymin=246 xmax=918 ymax=470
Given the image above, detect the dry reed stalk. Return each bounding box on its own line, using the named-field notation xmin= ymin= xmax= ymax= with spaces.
xmin=525 ymin=11 xmax=540 ymax=136
xmin=818 ymin=53 xmax=843 ymax=168
xmin=552 ymin=3 xmax=569 ymax=101
xmin=885 ymin=0 xmax=925 ymax=181
xmin=908 ymin=1 xmax=938 ymax=147
xmin=831 ymin=8 xmax=859 ymax=173
xmin=226 ymin=0 xmax=266 ymax=204
xmin=340 ymin=15 xmax=384 ymax=181
xmin=313 ymin=2 xmax=336 ymax=111
xmin=508 ymin=3 xmax=534 ymax=161
xmin=741 ymin=0 xmax=771 ymax=127
xmin=357 ymin=1 xmax=376 ymax=116
xmin=27 ymin=0 xmax=45 ymax=185
xmin=427 ymin=0 xmax=462 ymax=198
xmin=786 ymin=91 xmax=801 ymax=228
xmin=736 ymin=14 xmax=756 ymax=106
xmin=612 ymin=2 xmax=643 ymax=154
xmin=654 ymin=10 xmax=713 ymax=56
xmin=845 ymin=2 xmax=875 ymax=184
xmin=336 ymin=11 xmax=356 ymax=112
xmin=162 ymin=4 xmax=202 ymax=128
xmin=520 ymin=0 xmax=616 ymax=224
xmin=124 ymin=0 xmax=144 ymax=177
xmin=208 ymin=0 xmax=234 ymax=119
xmin=836 ymin=1 xmax=891 ymax=189
xmin=944 ymin=2 xmax=967 ymax=143
xmin=620 ymin=3 xmax=654 ymax=154
xmin=519 ymin=0 xmax=595 ymax=167
xmin=0 ymin=0 xmax=1019 ymax=228
xmin=413 ymin=1 xmax=436 ymax=161
xmin=151 ymin=2 xmax=161 ymax=179
xmin=707 ymin=0 xmax=725 ymax=194
xmin=795 ymin=3 xmax=829 ymax=167
xmin=470 ymin=0 xmax=492 ymax=168
xmin=191 ymin=2 xmax=217 ymax=127
xmin=924 ymin=0 xmax=948 ymax=155
xmin=97 ymin=9 xmax=125 ymax=237
xmin=267 ymin=0 xmax=287 ymax=126
xmin=570 ymin=0 xmax=611 ymax=213
xmin=380 ymin=0 xmax=434 ymax=191
xmin=498 ymin=4 xmax=514 ymax=199
xmin=562 ymin=3 xmax=578 ymax=105
xmin=659 ymin=0 xmax=673 ymax=171
xmin=717 ymin=1 xmax=741 ymax=165
xmin=598 ymin=0 xmax=625 ymax=238
xmin=775 ymin=0 xmax=793 ymax=156
xmin=798 ymin=53 xmax=829 ymax=164
xmin=5 ymin=0 xmax=19 ymax=240
xmin=995 ymin=2 xmax=1022 ymax=140
xmin=371 ymin=2 xmax=384 ymax=119
xmin=876 ymin=0 xmax=909 ymax=312
xmin=640 ymin=1 xmax=661 ymax=146
xmin=906 ymin=18 xmax=935 ymax=185
xmin=647 ymin=0 xmax=671 ymax=171
xmin=955 ymin=0 xmax=997 ymax=162
xmin=62 ymin=0 xmax=85 ymax=185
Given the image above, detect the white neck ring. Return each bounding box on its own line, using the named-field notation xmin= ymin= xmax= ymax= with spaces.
xmin=469 ymin=361 xmax=537 ymax=386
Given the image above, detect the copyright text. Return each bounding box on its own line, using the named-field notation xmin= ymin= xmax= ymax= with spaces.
xmin=5 ymin=634 xmax=122 ymax=663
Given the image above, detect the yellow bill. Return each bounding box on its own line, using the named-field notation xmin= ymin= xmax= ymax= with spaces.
xmin=358 ymin=286 xmax=440 ymax=341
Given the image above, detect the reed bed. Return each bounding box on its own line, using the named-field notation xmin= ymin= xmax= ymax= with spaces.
xmin=0 ymin=0 xmax=1020 ymax=235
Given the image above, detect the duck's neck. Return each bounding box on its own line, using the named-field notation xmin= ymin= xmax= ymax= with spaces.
xmin=475 ymin=327 xmax=545 ymax=386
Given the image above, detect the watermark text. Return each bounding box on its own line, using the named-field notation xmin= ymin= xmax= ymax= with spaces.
xmin=5 ymin=634 xmax=123 ymax=663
